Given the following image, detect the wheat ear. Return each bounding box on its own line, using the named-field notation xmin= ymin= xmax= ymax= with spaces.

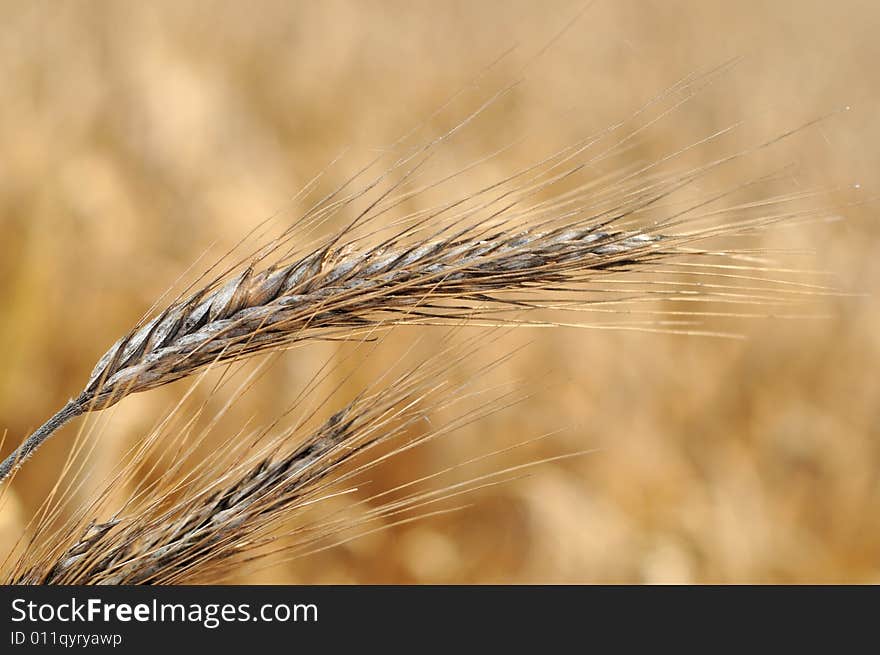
xmin=0 ymin=69 xmax=832 ymax=482
xmin=6 ymin=334 xmax=533 ymax=584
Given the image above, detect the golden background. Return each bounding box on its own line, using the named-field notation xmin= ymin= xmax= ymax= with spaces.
xmin=0 ymin=0 xmax=878 ymax=583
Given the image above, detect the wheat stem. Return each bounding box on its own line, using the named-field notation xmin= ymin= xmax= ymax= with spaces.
xmin=0 ymin=401 xmax=84 ymax=483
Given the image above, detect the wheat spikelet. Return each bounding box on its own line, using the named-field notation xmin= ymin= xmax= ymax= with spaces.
xmin=82 ymin=228 xmax=664 ymax=404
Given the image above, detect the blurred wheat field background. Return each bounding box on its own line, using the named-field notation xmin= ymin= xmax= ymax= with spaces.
xmin=0 ymin=0 xmax=878 ymax=583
